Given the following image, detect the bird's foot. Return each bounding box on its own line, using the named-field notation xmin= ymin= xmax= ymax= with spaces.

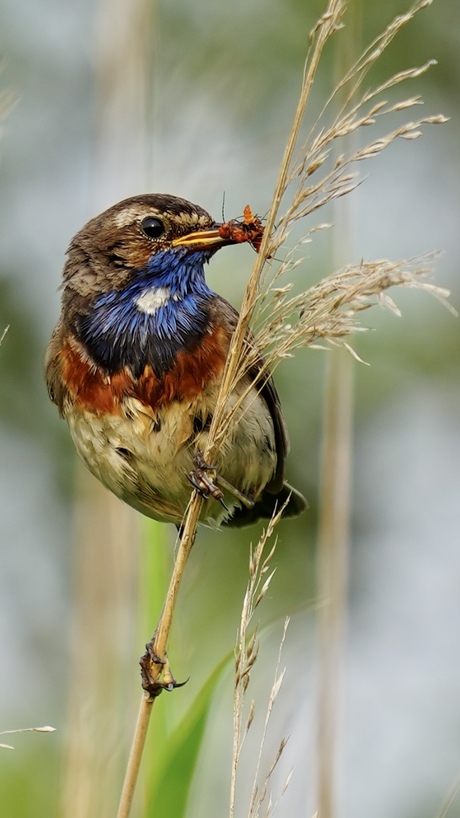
xmin=188 ymin=452 xmax=228 ymax=509
xmin=189 ymin=452 xmax=255 ymax=510
xmin=140 ymin=636 xmax=188 ymax=698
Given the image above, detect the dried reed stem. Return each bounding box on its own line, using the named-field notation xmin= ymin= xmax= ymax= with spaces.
xmin=117 ymin=0 xmax=448 ymax=815
xmin=118 ymin=7 xmax=347 ymax=814
xmin=316 ymin=348 xmax=353 ymax=818
xmin=204 ymin=0 xmax=345 ymax=462
xmin=315 ymin=8 xmax=357 ymax=814
xmin=116 ymin=694 xmax=155 ymax=818
xmin=116 ymin=493 xmax=203 ymax=818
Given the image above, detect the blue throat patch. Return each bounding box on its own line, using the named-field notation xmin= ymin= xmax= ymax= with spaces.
xmin=76 ymin=248 xmax=216 ymax=377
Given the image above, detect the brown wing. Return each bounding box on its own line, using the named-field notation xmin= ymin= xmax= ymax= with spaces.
xmin=253 ymin=360 xmax=289 ymax=493
xmin=209 ymin=296 xmax=288 ymax=494
xmin=44 ymin=319 xmax=68 ymax=415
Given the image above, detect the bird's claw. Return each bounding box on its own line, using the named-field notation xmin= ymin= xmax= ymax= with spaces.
xmin=189 ymin=451 xmax=255 ymax=511
xmin=139 ymin=640 xmax=188 ymax=698
xmin=188 ymin=452 xmax=229 ymax=510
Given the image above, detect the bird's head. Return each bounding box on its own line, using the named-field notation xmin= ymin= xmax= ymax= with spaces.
xmin=59 ymin=194 xmax=250 ymax=374
xmin=61 ymin=193 xmax=236 ymax=300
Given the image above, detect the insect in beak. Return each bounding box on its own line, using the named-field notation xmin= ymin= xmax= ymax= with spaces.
xmin=172 ymin=205 xmax=265 ymax=254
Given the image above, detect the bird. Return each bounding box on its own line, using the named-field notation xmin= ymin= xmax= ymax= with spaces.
xmin=45 ymin=193 xmax=307 ymax=529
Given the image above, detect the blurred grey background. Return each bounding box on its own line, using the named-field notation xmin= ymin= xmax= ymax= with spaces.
xmin=0 ymin=0 xmax=459 ymax=816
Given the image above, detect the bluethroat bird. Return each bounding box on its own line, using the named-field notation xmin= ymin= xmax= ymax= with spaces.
xmin=45 ymin=194 xmax=306 ymax=529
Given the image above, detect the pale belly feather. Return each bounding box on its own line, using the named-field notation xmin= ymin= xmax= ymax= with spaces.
xmin=66 ymin=382 xmax=277 ymax=526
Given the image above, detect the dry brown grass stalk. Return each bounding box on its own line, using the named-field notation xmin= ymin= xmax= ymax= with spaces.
xmin=229 ymin=507 xmax=291 ymax=818
xmin=116 ymin=495 xmax=203 ymax=818
xmin=117 ymin=1 xmax=448 ymax=815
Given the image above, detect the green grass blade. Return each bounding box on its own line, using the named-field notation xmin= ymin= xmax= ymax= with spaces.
xmin=146 ymin=654 xmax=230 ymax=818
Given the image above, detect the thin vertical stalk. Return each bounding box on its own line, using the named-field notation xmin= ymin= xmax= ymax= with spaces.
xmin=60 ymin=475 xmax=140 ymax=818
xmin=116 ymin=493 xmax=203 ymax=818
xmin=116 ymin=695 xmax=155 ymax=818
xmin=315 ymin=347 xmax=353 ymax=818
xmin=61 ymin=2 xmax=153 ymax=818
xmin=315 ymin=3 xmax=360 ymax=815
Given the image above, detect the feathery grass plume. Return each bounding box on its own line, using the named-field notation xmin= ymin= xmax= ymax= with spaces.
xmin=212 ymin=254 xmax=452 ymax=446
xmin=246 ymin=620 xmax=292 ymax=818
xmin=258 ymin=253 xmax=453 ymax=365
xmin=203 ymin=0 xmax=448 ymax=459
xmin=229 ymin=507 xmax=292 ymax=818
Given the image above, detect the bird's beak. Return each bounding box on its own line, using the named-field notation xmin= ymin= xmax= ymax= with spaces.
xmin=171 ymin=225 xmax=230 ymax=251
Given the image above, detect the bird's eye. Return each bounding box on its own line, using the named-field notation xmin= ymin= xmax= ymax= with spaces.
xmin=141 ymin=216 xmax=165 ymax=240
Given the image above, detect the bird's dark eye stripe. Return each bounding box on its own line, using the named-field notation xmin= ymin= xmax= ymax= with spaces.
xmin=141 ymin=216 xmax=165 ymax=240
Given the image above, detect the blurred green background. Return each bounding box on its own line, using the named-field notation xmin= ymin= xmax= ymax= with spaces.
xmin=0 ymin=0 xmax=459 ymax=816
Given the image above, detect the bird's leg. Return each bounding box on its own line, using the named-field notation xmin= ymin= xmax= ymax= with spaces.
xmin=140 ymin=630 xmax=188 ymax=697
xmin=216 ymin=473 xmax=256 ymax=509
xmin=189 ymin=452 xmax=255 ymax=510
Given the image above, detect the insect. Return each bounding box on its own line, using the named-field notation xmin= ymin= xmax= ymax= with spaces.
xmin=218 ymin=204 xmax=265 ymax=254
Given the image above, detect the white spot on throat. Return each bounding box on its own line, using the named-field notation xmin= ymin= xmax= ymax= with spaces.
xmin=135 ymin=286 xmax=178 ymax=315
